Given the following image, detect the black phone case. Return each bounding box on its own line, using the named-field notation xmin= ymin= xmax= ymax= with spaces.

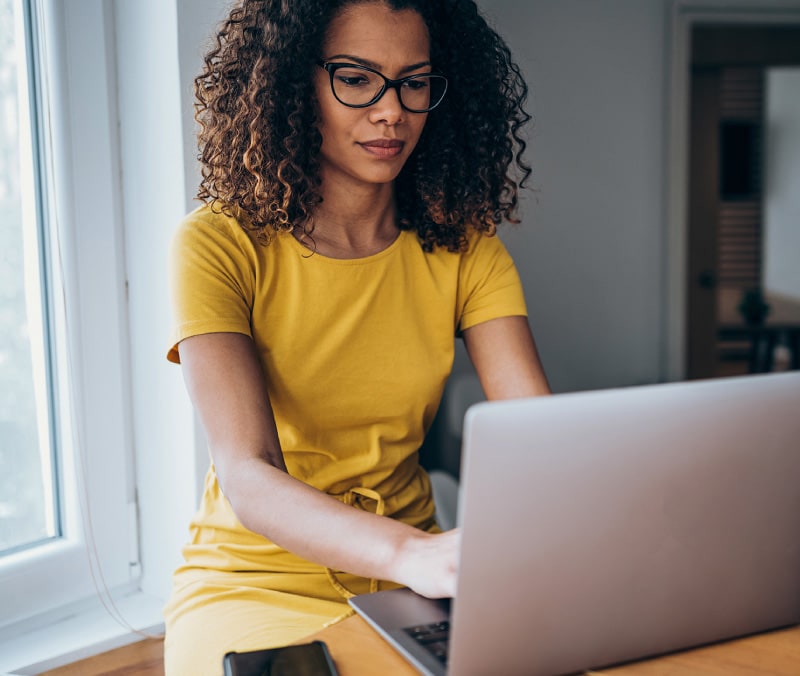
xmin=222 ymin=640 xmax=339 ymax=676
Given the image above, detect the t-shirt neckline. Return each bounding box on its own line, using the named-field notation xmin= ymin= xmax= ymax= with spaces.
xmin=285 ymin=228 xmax=409 ymax=265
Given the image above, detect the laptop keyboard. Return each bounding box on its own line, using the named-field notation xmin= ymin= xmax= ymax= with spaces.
xmin=403 ymin=620 xmax=450 ymax=665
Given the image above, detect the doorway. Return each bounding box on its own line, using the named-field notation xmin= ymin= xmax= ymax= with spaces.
xmin=685 ymin=25 xmax=800 ymax=379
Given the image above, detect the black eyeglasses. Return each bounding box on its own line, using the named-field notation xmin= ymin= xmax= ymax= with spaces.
xmin=317 ymin=60 xmax=448 ymax=113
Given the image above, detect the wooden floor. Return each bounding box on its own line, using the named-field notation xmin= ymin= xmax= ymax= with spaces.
xmin=40 ymin=638 xmax=164 ymax=676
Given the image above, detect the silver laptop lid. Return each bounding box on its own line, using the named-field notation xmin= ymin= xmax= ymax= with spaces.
xmin=449 ymin=372 xmax=800 ymax=676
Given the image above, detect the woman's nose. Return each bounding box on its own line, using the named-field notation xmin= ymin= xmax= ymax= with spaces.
xmin=368 ymin=86 xmax=404 ymax=125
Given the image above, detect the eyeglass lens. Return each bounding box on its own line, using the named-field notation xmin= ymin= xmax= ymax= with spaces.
xmin=330 ymin=66 xmax=447 ymax=112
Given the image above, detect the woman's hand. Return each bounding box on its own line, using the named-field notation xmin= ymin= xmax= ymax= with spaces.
xmin=392 ymin=528 xmax=461 ymax=599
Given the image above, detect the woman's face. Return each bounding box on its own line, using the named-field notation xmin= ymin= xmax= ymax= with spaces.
xmin=315 ymin=2 xmax=431 ymax=191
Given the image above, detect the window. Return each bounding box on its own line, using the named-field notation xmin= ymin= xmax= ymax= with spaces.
xmin=0 ymin=0 xmax=58 ymax=557
xmin=0 ymin=0 xmax=137 ymax=631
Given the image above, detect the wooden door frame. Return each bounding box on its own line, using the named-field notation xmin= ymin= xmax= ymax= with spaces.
xmin=663 ymin=0 xmax=800 ymax=381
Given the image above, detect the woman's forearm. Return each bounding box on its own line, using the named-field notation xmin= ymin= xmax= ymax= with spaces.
xmin=220 ymin=456 xmax=458 ymax=597
xmin=179 ymin=332 xmax=458 ymax=597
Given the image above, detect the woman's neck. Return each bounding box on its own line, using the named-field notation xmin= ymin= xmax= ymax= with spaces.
xmin=299 ymin=180 xmax=400 ymax=259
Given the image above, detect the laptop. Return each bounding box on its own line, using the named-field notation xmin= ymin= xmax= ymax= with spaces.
xmin=349 ymin=372 xmax=800 ymax=675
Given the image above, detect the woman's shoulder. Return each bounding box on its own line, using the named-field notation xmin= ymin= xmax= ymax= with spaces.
xmin=177 ymin=201 xmax=251 ymax=241
xmin=175 ymin=202 xmax=287 ymax=260
xmin=449 ymin=227 xmax=518 ymax=282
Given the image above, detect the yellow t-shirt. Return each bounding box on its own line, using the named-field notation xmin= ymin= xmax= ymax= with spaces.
xmin=163 ymin=205 xmax=527 ymax=670
xmin=166 ymin=203 xmax=526 ymax=579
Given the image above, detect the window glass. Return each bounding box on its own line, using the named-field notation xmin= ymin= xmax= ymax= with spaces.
xmin=0 ymin=0 xmax=58 ymax=556
xmin=0 ymin=1 xmax=136 ymax=638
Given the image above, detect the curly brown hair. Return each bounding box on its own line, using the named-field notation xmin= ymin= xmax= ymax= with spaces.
xmin=195 ymin=0 xmax=532 ymax=252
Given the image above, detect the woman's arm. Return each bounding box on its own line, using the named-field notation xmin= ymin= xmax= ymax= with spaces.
xmin=462 ymin=315 xmax=551 ymax=399
xmin=179 ymin=332 xmax=458 ymax=598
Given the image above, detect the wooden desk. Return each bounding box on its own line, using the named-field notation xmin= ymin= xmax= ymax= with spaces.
xmin=304 ymin=614 xmax=800 ymax=675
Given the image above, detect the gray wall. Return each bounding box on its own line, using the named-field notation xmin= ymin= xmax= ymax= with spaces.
xmin=164 ymin=0 xmax=674 ymax=397
xmin=169 ymin=0 xmax=672 ymax=395
xmin=473 ymin=0 xmax=668 ymax=393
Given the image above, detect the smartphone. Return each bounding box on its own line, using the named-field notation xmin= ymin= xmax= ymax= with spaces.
xmin=222 ymin=640 xmax=339 ymax=676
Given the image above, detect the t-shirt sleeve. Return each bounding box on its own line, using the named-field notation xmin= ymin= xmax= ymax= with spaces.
xmin=166 ymin=209 xmax=256 ymax=363
xmin=457 ymin=231 xmax=527 ymax=333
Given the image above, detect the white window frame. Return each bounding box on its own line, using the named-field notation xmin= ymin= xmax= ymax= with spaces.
xmin=0 ymin=0 xmax=136 ymax=631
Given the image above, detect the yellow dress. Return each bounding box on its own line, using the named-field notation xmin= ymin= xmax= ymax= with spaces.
xmin=163 ymin=204 xmax=527 ymax=675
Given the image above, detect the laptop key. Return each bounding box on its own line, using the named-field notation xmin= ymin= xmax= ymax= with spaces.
xmin=415 ymin=630 xmax=449 ymax=644
xmin=426 ymin=641 xmax=449 ymax=664
xmin=403 ymin=621 xmax=450 ymax=665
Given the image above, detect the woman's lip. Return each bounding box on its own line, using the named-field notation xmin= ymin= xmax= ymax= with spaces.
xmin=358 ymin=139 xmax=405 ymax=158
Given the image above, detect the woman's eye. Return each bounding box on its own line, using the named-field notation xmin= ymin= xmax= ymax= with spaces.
xmin=403 ymin=79 xmax=429 ymax=91
xmin=336 ymin=74 xmax=369 ymax=87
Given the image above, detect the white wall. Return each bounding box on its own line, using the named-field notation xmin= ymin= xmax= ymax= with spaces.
xmin=113 ymin=0 xmax=226 ymax=600
xmin=764 ymin=68 xmax=800 ymax=300
xmin=476 ymin=0 xmax=668 ymax=392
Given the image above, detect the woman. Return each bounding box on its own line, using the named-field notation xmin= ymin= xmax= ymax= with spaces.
xmin=164 ymin=0 xmax=550 ymax=673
